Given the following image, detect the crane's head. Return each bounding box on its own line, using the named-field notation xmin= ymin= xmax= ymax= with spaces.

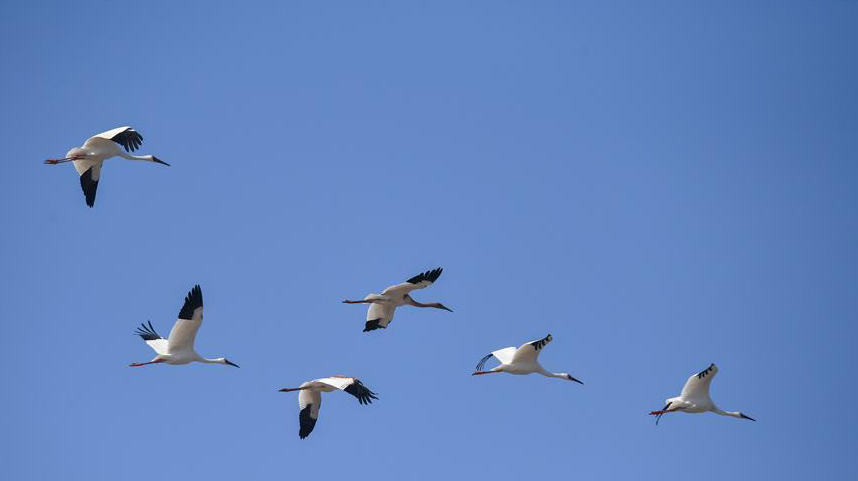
xmin=564 ymin=373 xmax=584 ymax=384
xmin=218 ymin=358 xmax=240 ymax=368
xmin=148 ymin=155 xmax=170 ymax=166
xmin=433 ymin=302 xmax=453 ymax=312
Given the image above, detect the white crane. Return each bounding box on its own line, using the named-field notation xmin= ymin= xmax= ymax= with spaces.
xmin=44 ymin=126 xmax=169 ymax=207
xmin=472 ymin=334 xmax=583 ymax=384
xmin=343 ymin=267 xmax=453 ymax=332
xmin=279 ymin=376 xmax=378 ymax=439
xmin=649 ymin=363 xmax=755 ymax=424
xmin=130 ymin=285 xmax=239 ymax=368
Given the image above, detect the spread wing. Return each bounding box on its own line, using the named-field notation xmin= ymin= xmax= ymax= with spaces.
xmin=681 ymin=363 xmax=718 ymax=400
xmin=76 ymin=163 xmax=101 ymax=207
xmin=298 ymin=388 xmax=321 ymax=439
xmin=91 ymin=126 xmax=144 ymax=152
xmin=316 ymin=376 xmax=378 ymax=405
xmin=133 ymin=320 xmax=168 ymax=355
xmin=475 ymin=346 xmax=517 ymax=371
xmin=511 ymin=334 xmax=553 ymax=364
xmin=380 ymin=267 xmax=443 ymax=297
xmin=167 ymin=285 xmax=204 ymax=352
xmin=364 ymin=302 xmax=395 ymax=332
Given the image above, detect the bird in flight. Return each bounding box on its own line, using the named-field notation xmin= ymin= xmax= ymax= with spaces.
xmin=649 ymin=363 xmax=755 ymax=424
xmin=279 ymin=376 xmax=378 ymax=439
xmin=45 ymin=126 xmax=169 ymax=207
xmin=472 ymin=334 xmax=583 ymax=384
xmin=343 ymin=267 xmax=452 ymax=332
xmin=130 ymin=285 xmax=239 ymax=368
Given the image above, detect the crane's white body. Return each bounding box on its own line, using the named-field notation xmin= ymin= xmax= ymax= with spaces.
xmin=344 ymin=268 xmax=452 ymax=332
xmin=47 ymin=126 xmax=168 ymax=207
xmin=651 ymin=364 xmax=754 ymax=423
xmin=280 ymin=376 xmax=378 ymax=439
xmin=131 ymin=285 xmax=238 ymax=368
xmin=473 ymin=334 xmax=583 ymax=384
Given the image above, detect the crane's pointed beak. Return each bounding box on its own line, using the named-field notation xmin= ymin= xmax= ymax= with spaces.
xmin=279 ymin=387 xmax=299 ymax=392
xmin=439 ymin=305 xmax=453 ymax=312
xmin=152 ymin=156 xmax=170 ymax=166
xmin=740 ymin=413 xmax=756 ymax=421
xmin=225 ymin=359 xmax=240 ymax=368
xmin=569 ymin=375 xmax=584 ymax=385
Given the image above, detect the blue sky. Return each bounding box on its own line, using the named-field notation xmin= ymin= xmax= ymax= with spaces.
xmin=2 ymin=0 xmax=856 ymax=479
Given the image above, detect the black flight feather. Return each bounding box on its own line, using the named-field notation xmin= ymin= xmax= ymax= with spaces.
xmin=178 ymin=285 xmax=203 ymax=320
xmin=343 ymin=380 xmax=378 ymax=405
xmin=476 ymin=353 xmax=493 ymax=371
xmin=298 ymin=404 xmax=317 ymax=439
xmin=79 ymin=166 xmax=98 ymax=208
xmin=697 ymin=363 xmax=716 ymax=379
xmin=529 ymin=334 xmax=552 ymax=351
xmin=363 ymin=319 xmax=384 ymax=332
xmin=134 ymin=320 xmax=162 ymax=341
xmin=406 ymin=267 xmax=443 ymax=285
xmin=110 ymin=128 xmax=144 ymax=152
xmin=656 ymin=402 xmax=672 ymax=425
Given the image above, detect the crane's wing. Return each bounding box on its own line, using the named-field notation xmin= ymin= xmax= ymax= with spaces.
xmin=680 ymin=363 xmax=718 ymax=400
xmin=380 ymin=267 xmax=443 ymax=297
xmin=298 ymin=388 xmax=322 ymax=439
xmin=364 ymin=302 xmax=395 ymax=332
xmin=75 ymin=162 xmax=101 ymax=208
xmin=89 ymin=126 xmax=144 ymax=152
xmin=511 ymin=334 xmax=553 ymax=364
xmin=166 ymin=285 xmax=204 ymax=352
xmin=315 ymin=376 xmax=379 ymax=405
xmin=133 ymin=320 xmax=168 ymax=355
xmin=475 ymin=346 xmax=517 ymax=371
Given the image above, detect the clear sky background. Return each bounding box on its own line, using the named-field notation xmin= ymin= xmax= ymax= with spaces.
xmin=1 ymin=1 xmax=856 ymax=479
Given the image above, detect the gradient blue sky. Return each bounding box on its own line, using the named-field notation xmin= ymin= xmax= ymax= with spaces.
xmin=2 ymin=1 xmax=856 ymax=479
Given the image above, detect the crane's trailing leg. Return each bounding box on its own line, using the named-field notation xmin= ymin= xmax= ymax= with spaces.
xmin=44 ymin=157 xmax=79 ymax=164
xmin=472 ymin=370 xmax=503 ymax=375
xmin=129 ymin=360 xmax=164 ymax=367
xmin=342 ymin=299 xmax=374 ymax=304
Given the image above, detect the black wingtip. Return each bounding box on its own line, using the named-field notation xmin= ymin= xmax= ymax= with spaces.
xmin=475 ymin=353 xmax=492 ymax=371
xmin=111 ymin=128 xmax=144 ymax=152
xmin=406 ymin=267 xmax=443 ymax=285
xmin=133 ymin=320 xmax=162 ymax=341
xmin=79 ymin=167 xmax=98 ymax=207
xmin=344 ymin=381 xmax=379 ymax=405
xmin=298 ymin=404 xmax=316 ymax=439
xmin=530 ymin=334 xmax=552 ymax=351
xmin=178 ymin=285 xmax=203 ymax=320
xmin=363 ymin=319 xmax=384 ymax=332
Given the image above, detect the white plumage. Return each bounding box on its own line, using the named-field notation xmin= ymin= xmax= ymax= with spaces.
xmin=473 ymin=334 xmax=583 ymax=384
xmin=650 ymin=363 xmax=755 ymax=424
xmin=279 ymin=376 xmax=378 ymax=439
xmin=130 ymin=285 xmax=239 ymax=368
xmin=343 ymin=267 xmax=453 ymax=332
xmin=45 ymin=126 xmax=169 ymax=207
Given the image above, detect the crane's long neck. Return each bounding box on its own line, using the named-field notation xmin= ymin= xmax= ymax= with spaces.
xmin=407 ymin=298 xmax=431 ymax=307
xmin=535 ymin=366 xmax=562 ymax=378
xmin=712 ymin=408 xmax=741 ymax=418
xmin=117 ymin=151 xmax=153 ymax=161
xmin=406 ymin=298 xmax=452 ymax=311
